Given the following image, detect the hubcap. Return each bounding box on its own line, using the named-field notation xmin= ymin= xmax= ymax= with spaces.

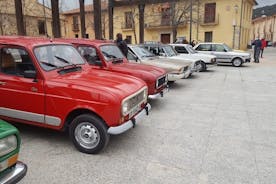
xmin=233 ymin=59 xmax=241 ymax=66
xmin=75 ymin=122 xmax=100 ymax=149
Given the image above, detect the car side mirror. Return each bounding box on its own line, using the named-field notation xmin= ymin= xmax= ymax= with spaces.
xmin=24 ymin=70 xmax=36 ymax=79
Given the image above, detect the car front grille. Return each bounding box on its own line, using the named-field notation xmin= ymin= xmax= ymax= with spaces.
xmin=156 ymin=75 xmax=167 ymax=89
xmin=128 ymin=90 xmax=145 ymax=110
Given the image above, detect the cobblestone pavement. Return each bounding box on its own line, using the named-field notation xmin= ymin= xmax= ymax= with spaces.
xmin=16 ymin=47 xmax=276 ymax=184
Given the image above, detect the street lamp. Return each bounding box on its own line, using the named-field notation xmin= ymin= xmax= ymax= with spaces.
xmin=232 ymin=4 xmax=238 ymax=48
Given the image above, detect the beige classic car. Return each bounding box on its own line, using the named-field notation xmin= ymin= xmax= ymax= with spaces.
xmin=127 ymin=45 xmax=191 ymax=81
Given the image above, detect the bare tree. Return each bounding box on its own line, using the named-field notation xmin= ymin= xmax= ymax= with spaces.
xmin=51 ymin=0 xmax=61 ymax=37
xmin=14 ymin=0 xmax=26 ymax=35
xmin=79 ymin=0 xmax=86 ymax=38
xmin=168 ymin=1 xmax=191 ymax=42
xmin=94 ymin=0 xmax=102 ymax=39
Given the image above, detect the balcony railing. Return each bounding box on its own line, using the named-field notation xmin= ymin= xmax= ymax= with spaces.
xmin=144 ymin=21 xmax=186 ymax=29
xmin=200 ymin=14 xmax=219 ymax=26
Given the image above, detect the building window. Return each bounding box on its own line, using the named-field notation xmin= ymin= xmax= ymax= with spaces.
xmin=38 ymin=20 xmax=45 ymax=35
xmin=204 ymin=3 xmax=216 ymax=23
xmin=72 ymin=16 xmax=79 ymax=31
xmin=125 ymin=12 xmax=133 ymax=29
xmin=204 ymin=31 xmax=213 ymax=42
xmin=161 ymin=7 xmax=171 ymax=25
xmin=125 ymin=35 xmax=132 ymax=44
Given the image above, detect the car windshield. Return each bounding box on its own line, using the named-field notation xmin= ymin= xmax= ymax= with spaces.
xmin=186 ymin=45 xmax=197 ymax=54
xmin=100 ymin=45 xmax=124 ymax=61
xmin=162 ymin=46 xmax=178 ymax=57
xmin=34 ymin=45 xmax=85 ymax=71
xmin=132 ymin=46 xmax=155 ymax=58
xmin=223 ymin=44 xmax=233 ymax=52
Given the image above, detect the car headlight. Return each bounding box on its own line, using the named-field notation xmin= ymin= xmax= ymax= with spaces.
xmin=0 ymin=135 xmax=17 ymax=157
xmin=122 ymin=101 xmax=130 ymax=116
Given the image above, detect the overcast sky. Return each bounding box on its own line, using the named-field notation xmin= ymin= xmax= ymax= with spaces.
xmin=255 ymin=0 xmax=276 ymax=8
xmin=38 ymin=0 xmax=275 ymax=11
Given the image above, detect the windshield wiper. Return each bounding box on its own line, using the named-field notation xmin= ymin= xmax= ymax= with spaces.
xmin=55 ymin=56 xmax=70 ymax=64
xmin=40 ymin=61 xmax=57 ymax=68
xmin=102 ymin=51 xmax=117 ymax=59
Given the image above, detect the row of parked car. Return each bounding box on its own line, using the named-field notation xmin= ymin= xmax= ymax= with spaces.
xmin=0 ymin=36 xmax=251 ymax=183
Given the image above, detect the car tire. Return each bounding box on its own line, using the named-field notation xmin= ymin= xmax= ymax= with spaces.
xmin=232 ymin=58 xmax=243 ymax=67
xmin=199 ymin=61 xmax=206 ymax=72
xmin=69 ymin=114 xmax=110 ymax=154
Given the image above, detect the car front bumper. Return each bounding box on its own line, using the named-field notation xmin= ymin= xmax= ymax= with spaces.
xmin=168 ymin=72 xmax=185 ymax=81
xmin=0 ymin=161 xmax=27 ymax=184
xmin=245 ymin=58 xmax=251 ymax=62
xmin=148 ymin=87 xmax=169 ymax=99
xmin=107 ymin=103 xmax=151 ymax=135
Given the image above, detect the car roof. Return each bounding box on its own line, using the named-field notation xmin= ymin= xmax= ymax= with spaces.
xmin=169 ymin=44 xmax=190 ymax=47
xmin=55 ymin=38 xmax=114 ymax=46
xmin=0 ymin=36 xmax=73 ymax=48
xmin=142 ymin=43 xmax=169 ymax=47
xmin=196 ymin=42 xmax=225 ymax=45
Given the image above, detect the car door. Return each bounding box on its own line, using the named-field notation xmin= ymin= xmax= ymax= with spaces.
xmin=0 ymin=45 xmax=45 ymax=124
xmin=194 ymin=44 xmax=212 ymax=55
xmin=211 ymin=44 xmax=231 ymax=62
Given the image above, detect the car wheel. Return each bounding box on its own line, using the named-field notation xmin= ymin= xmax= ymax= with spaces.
xmin=199 ymin=61 xmax=206 ymax=72
xmin=69 ymin=114 xmax=110 ymax=154
xmin=232 ymin=58 xmax=242 ymax=67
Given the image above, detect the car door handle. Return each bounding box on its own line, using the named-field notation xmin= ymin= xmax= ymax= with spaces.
xmin=0 ymin=81 xmax=6 ymax=85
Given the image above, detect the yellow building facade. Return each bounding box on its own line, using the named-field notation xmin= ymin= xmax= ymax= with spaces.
xmin=0 ymin=0 xmax=66 ymax=37
xmin=113 ymin=0 xmax=257 ymax=50
xmin=62 ymin=2 xmax=109 ymax=39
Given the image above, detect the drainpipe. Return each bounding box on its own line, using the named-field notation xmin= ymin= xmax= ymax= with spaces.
xmin=238 ymin=0 xmax=244 ymax=49
xmin=272 ymin=15 xmax=276 ymax=43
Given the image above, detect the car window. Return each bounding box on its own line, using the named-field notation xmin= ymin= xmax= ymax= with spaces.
xmin=78 ymin=46 xmax=101 ymax=65
xmin=196 ymin=44 xmax=211 ymax=51
xmin=162 ymin=46 xmax=177 ymax=57
xmin=131 ymin=46 xmax=155 ymax=58
xmin=149 ymin=47 xmax=159 ymax=56
xmin=0 ymin=47 xmax=35 ymax=76
xmin=100 ymin=45 xmax=124 ymax=61
xmin=34 ymin=45 xmax=85 ymax=71
xmin=213 ymin=44 xmax=226 ymax=52
xmin=174 ymin=46 xmax=189 ymax=54
xmin=127 ymin=51 xmax=137 ymax=61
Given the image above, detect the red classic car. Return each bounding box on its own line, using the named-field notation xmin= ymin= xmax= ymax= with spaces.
xmin=56 ymin=39 xmax=168 ymax=99
xmin=0 ymin=36 xmax=150 ymax=154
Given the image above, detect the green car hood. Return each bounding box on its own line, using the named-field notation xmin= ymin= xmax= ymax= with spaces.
xmin=0 ymin=120 xmax=18 ymax=139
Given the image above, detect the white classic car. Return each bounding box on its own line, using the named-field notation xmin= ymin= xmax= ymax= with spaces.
xmin=193 ymin=42 xmax=251 ymax=67
xmin=169 ymin=43 xmax=217 ymax=71
xmin=142 ymin=43 xmax=202 ymax=75
xmin=127 ymin=45 xmax=191 ymax=81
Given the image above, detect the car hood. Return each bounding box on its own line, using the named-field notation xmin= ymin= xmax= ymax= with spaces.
xmin=47 ymin=68 xmax=146 ymax=100
xmin=179 ymin=53 xmax=216 ymax=63
xmin=169 ymin=55 xmax=198 ymax=63
xmin=110 ymin=62 xmax=166 ymax=79
xmin=141 ymin=57 xmax=189 ymax=72
xmin=229 ymin=50 xmax=250 ymax=56
xmin=0 ymin=120 xmax=18 ymax=137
